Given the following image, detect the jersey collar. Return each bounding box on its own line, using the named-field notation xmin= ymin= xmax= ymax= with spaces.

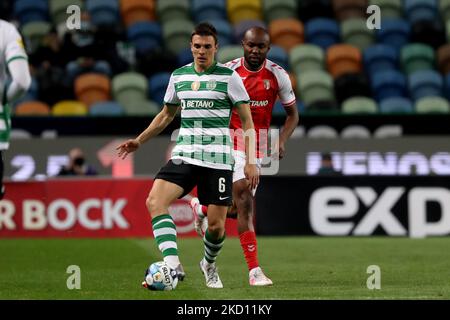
xmin=241 ymin=57 xmax=266 ymax=73
xmin=192 ymin=61 xmax=217 ymax=75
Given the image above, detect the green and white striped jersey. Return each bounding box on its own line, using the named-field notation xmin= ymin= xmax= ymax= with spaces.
xmin=0 ymin=20 xmax=28 ymax=150
xmin=164 ymin=61 xmax=249 ymax=170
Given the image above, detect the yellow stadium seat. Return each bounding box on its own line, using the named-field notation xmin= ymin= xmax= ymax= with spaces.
xmin=52 ymin=101 xmax=88 ymax=116
xmin=227 ymin=0 xmax=263 ymax=25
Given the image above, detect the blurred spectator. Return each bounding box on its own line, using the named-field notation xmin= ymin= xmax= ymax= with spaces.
xmin=0 ymin=1 xmax=13 ymax=20
xmin=57 ymin=148 xmax=98 ymax=176
xmin=317 ymin=152 xmax=342 ymax=176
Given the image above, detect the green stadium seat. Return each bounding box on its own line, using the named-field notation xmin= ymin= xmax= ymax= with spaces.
xmin=50 ymin=0 xmax=84 ymax=25
xmin=156 ymin=0 xmax=190 ymax=22
xmin=21 ymin=21 xmax=51 ymax=54
xmin=262 ymin=0 xmax=297 ymax=23
xmin=162 ymin=19 xmax=195 ymax=55
xmin=289 ymin=44 xmax=325 ymax=75
xmin=415 ymin=96 xmax=450 ymax=113
xmin=341 ymin=18 xmax=375 ymax=51
xmin=297 ymin=70 xmax=335 ymax=107
xmin=341 ymin=96 xmax=378 ymax=114
xmin=369 ymin=0 xmax=402 ymax=18
xmin=400 ymin=43 xmax=435 ymax=75
xmin=441 ymin=0 xmax=450 ymax=22
xmin=217 ymin=45 xmax=244 ymax=63
xmin=112 ymin=72 xmax=148 ymax=108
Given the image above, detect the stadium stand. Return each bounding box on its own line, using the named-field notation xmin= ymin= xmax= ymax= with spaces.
xmin=52 ymin=100 xmax=88 ymax=116
xmin=15 ymin=101 xmax=51 ymax=116
xmin=74 ymin=73 xmax=111 ymax=108
xmin=5 ymin=0 xmax=450 ymax=116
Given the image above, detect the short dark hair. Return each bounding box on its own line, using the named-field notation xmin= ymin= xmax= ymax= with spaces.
xmin=191 ymin=22 xmax=218 ymax=44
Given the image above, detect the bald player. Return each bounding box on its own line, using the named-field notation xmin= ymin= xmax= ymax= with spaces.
xmin=191 ymin=27 xmax=299 ymax=286
xmin=0 ymin=19 xmax=31 ymax=198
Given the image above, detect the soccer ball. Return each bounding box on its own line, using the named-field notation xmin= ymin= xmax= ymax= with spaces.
xmin=142 ymin=261 xmax=178 ymax=291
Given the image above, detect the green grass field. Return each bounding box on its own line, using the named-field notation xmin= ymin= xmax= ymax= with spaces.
xmin=1 ymin=237 xmax=450 ymax=299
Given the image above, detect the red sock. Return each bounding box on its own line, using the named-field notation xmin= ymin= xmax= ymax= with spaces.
xmin=201 ymin=205 xmax=208 ymax=216
xmin=239 ymin=231 xmax=259 ymax=271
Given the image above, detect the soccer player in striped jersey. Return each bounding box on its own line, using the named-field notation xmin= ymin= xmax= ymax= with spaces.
xmin=190 ymin=27 xmax=299 ymax=286
xmin=0 ymin=19 xmax=31 ymax=199
xmin=116 ymin=23 xmax=259 ymax=289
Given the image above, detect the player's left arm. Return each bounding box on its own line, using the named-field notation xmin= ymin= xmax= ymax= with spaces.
xmin=3 ymin=25 xmax=31 ymax=105
xmin=276 ymin=71 xmax=299 ymax=159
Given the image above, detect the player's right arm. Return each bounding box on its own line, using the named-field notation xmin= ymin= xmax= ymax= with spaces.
xmin=117 ymin=73 xmax=181 ymax=159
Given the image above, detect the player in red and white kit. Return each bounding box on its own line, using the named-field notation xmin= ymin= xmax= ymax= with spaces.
xmin=190 ymin=27 xmax=299 ymax=286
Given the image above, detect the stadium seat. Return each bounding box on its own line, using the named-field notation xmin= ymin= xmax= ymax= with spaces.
xmin=191 ymin=0 xmax=226 ymax=23
xmin=86 ymin=0 xmax=120 ymax=27
xmin=233 ymin=20 xmax=267 ymax=43
xmin=440 ymin=0 xmax=450 ymax=22
xmin=127 ymin=21 xmax=162 ymax=54
xmin=120 ymin=0 xmax=156 ymax=27
xmin=156 ymin=0 xmax=190 ymax=22
xmin=341 ymin=18 xmax=375 ymax=51
xmin=400 ymin=43 xmax=435 ymax=75
xmin=376 ymin=19 xmax=410 ymax=50
xmin=13 ymin=0 xmax=49 ymax=25
xmin=341 ymin=96 xmax=378 ymax=114
xmin=21 ymin=21 xmax=52 ymax=54
xmin=52 ymin=101 xmax=88 ymax=116
xmin=379 ymin=97 xmax=414 ymax=113
xmin=89 ymin=101 xmax=124 ymax=116
xmin=217 ymin=46 xmax=244 ymax=63
xmin=272 ymin=100 xmax=287 ymax=116
xmin=334 ymin=72 xmax=371 ymax=105
xmin=267 ymin=45 xmax=289 ymax=70
xmin=162 ymin=19 xmax=195 ymax=55
xmin=207 ymin=19 xmax=233 ymax=47
xmin=112 ymin=72 xmax=148 ymax=108
xmin=415 ymin=96 xmax=450 ymax=113
xmin=123 ymin=100 xmax=161 ymax=116
xmin=50 ymin=0 xmax=83 ymax=25
xmin=288 ymin=72 xmax=297 ymax=93
xmin=306 ymin=99 xmax=339 ymax=113
xmin=176 ymin=47 xmax=193 ymax=67
xmin=403 ymin=0 xmax=438 ymax=24
xmin=447 ymin=20 xmax=450 ymax=43
xmin=408 ymin=70 xmax=443 ymax=101
xmin=326 ymin=44 xmax=362 ymax=78
xmin=437 ymin=44 xmax=450 ymax=75
xmin=363 ymin=44 xmax=398 ymax=75
xmin=227 ymin=0 xmax=263 ymax=25
xmin=368 ymin=0 xmax=402 ymax=18
xmin=74 ymin=73 xmax=111 ymax=108
xmin=297 ymin=70 xmax=335 ymax=107
xmin=332 ymin=0 xmax=367 ymax=21
xmin=269 ymin=19 xmax=304 ymax=52
xmin=262 ymin=0 xmax=297 ymax=23
xmin=305 ymin=18 xmax=340 ymax=50
xmin=14 ymin=101 xmax=50 ymax=116
xmin=410 ymin=20 xmax=446 ymax=49
xmin=149 ymin=72 xmax=171 ymax=105
xmin=370 ymin=70 xmax=407 ymax=101
xmin=289 ymin=44 xmax=325 ymax=75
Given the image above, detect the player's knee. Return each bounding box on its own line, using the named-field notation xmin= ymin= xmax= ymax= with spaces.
xmin=236 ymin=192 xmax=253 ymax=218
xmin=146 ymin=194 xmax=165 ymax=217
xmin=206 ymin=221 xmax=224 ymax=238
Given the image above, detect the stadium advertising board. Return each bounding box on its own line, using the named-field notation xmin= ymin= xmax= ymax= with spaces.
xmin=4 ymin=137 xmax=450 ymax=179
xmin=0 ymin=179 xmax=238 ymax=238
xmin=255 ymin=176 xmax=450 ymax=238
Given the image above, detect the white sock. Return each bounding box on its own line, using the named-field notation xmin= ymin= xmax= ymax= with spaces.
xmin=164 ymin=255 xmax=181 ymax=269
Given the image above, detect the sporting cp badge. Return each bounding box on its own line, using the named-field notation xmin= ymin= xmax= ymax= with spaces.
xmin=191 ymin=81 xmax=200 ymax=91
xmin=206 ymin=79 xmax=216 ymax=90
xmin=263 ymin=79 xmax=271 ymax=90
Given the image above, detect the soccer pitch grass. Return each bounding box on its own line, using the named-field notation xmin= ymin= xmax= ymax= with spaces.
xmin=1 ymin=237 xmax=449 ymax=300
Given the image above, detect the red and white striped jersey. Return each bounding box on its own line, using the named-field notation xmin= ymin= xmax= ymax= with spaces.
xmin=225 ymin=58 xmax=296 ymax=157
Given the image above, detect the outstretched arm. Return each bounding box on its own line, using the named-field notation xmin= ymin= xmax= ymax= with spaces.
xmin=116 ymin=104 xmax=179 ymax=159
